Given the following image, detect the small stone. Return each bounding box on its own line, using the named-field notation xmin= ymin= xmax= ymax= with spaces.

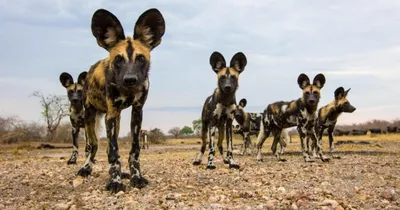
xmin=278 ymin=186 xmax=286 ymax=193
xmin=54 ymin=203 xmax=70 ymax=210
xmin=256 ymin=204 xmax=265 ymax=210
xmin=334 ymin=205 xmax=345 ymax=210
xmin=72 ymin=177 xmax=83 ymax=188
xmin=291 ymin=203 xmax=298 ymax=210
xmin=266 ymin=199 xmax=277 ymax=210
xmin=321 ymin=199 xmax=339 ymax=208
xmin=115 ymin=191 xmax=124 ymax=197
xmin=208 ymin=195 xmax=220 ymax=203
xmin=70 ymin=205 xmax=77 ymax=210
xmin=166 ymin=193 xmax=181 ymax=200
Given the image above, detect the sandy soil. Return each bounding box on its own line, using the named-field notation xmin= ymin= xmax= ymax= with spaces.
xmin=0 ymin=136 xmax=400 ymax=210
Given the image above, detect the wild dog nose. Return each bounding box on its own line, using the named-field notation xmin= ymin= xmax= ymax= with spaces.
xmin=234 ymin=110 xmax=242 ymax=118
xmin=309 ymin=99 xmax=316 ymax=104
xmin=224 ymin=85 xmax=232 ymax=92
xmin=123 ymin=76 xmax=138 ymax=85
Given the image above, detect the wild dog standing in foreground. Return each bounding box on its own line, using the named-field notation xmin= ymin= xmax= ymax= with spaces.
xmin=234 ymin=98 xmax=290 ymax=155
xmin=77 ymin=8 xmax=165 ymax=193
xmin=140 ymin=129 xmax=149 ymax=149
xmin=256 ymin=73 xmax=330 ymax=162
xmin=59 ymin=71 xmax=89 ymax=165
xmin=313 ymin=87 xmax=356 ymax=159
xmin=193 ymin=52 xmax=247 ymax=169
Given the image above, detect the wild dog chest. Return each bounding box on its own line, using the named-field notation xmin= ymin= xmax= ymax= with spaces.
xmin=70 ymin=108 xmax=85 ymax=128
xmin=213 ymin=103 xmax=236 ymax=121
xmin=111 ymin=81 xmax=149 ymax=110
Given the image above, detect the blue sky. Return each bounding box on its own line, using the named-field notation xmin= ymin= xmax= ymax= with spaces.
xmin=1 ymin=0 xmax=400 ymax=136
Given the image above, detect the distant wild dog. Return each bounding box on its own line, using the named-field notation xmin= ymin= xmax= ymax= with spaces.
xmin=59 ymin=71 xmax=89 ymax=165
xmin=140 ymin=129 xmax=149 ymax=149
xmin=233 ymin=98 xmax=289 ymax=155
xmin=76 ymin=8 xmax=165 ymax=193
xmin=193 ymin=52 xmax=247 ymax=169
xmin=313 ymin=87 xmax=356 ymax=158
xmin=256 ymin=73 xmax=330 ymax=162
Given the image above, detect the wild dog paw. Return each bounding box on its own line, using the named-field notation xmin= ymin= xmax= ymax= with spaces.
xmin=256 ymin=158 xmax=264 ymax=162
xmin=130 ymin=176 xmax=149 ymax=189
xmin=331 ymin=154 xmax=341 ymax=159
xmin=67 ymin=157 xmax=77 ymax=165
xmin=304 ymin=156 xmax=315 ymax=163
xmin=106 ymin=181 xmax=126 ymax=193
xmin=278 ymin=158 xmax=287 ymax=162
xmin=206 ymin=163 xmax=216 ymax=170
xmin=77 ymin=166 xmax=92 ymax=177
xmin=229 ymin=163 xmax=240 ymax=169
xmin=223 ymin=158 xmax=230 ymax=164
xmin=121 ymin=172 xmax=130 ymax=179
xmin=321 ymin=156 xmax=330 ymax=162
xmin=192 ymin=159 xmax=202 ymax=165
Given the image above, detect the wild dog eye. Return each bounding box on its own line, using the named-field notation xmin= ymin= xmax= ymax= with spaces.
xmin=113 ymin=55 xmax=124 ymax=68
xmin=313 ymin=91 xmax=319 ymax=95
xmin=136 ymin=55 xmax=146 ymax=66
xmin=305 ymin=91 xmax=310 ymax=95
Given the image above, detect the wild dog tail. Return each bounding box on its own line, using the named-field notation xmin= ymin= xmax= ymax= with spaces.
xmin=95 ymin=112 xmax=105 ymax=138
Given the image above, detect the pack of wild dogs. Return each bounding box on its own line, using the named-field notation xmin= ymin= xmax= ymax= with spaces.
xmin=58 ymin=8 xmax=359 ymax=193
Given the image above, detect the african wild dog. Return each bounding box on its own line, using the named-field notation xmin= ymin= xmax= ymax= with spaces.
xmin=313 ymin=87 xmax=356 ymax=159
xmin=140 ymin=129 xmax=149 ymax=149
xmin=256 ymin=73 xmax=330 ymax=162
xmin=76 ymin=8 xmax=165 ymax=193
xmin=192 ymin=51 xmax=247 ymax=169
xmin=59 ymin=71 xmax=89 ymax=165
xmin=234 ymin=98 xmax=290 ymax=155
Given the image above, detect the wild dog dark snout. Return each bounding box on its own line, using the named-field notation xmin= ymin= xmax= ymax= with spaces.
xmin=220 ymin=76 xmax=235 ymax=93
xmin=123 ymin=75 xmax=138 ymax=86
xmin=344 ymin=103 xmax=356 ymax=113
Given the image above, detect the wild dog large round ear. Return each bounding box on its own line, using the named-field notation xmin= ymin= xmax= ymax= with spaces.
xmin=210 ymin=51 xmax=226 ymax=73
xmin=239 ymin=98 xmax=247 ymax=108
xmin=59 ymin=72 xmax=74 ymax=88
xmin=313 ymin=73 xmax=326 ymax=89
xmin=297 ymin=73 xmax=310 ymax=89
xmin=78 ymin=71 xmax=88 ymax=86
xmin=230 ymin=52 xmax=247 ymax=73
xmin=91 ymin=9 xmax=126 ymax=51
xmin=345 ymin=88 xmax=351 ymax=96
xmin=334 ymin=87 xmax=345 ymax=99
xmin=134 ymin=8 xmax=166 ymax=50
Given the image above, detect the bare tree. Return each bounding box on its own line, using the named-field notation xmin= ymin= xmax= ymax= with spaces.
xmin=168 ymin=127 xmax=181 ymax=138
xmin=31 ymin=91 xmax=69 ymax=141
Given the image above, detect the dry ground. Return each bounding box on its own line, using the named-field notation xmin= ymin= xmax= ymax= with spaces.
xmin=0 ymin=134 xmax=400 ymax=210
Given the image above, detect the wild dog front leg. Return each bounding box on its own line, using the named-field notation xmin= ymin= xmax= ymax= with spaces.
xmin=104 ymin=110 xmax=125 ymax=193
xmin=67 ymin=126 xmax=80 ymax=165
xmin=206 ymin=125 xmax=218 ymax=169
xmin=256 ymin=121 xmax=271 ymax=162
xmin=77 ymin=106 xmax=98 ymax=177
xmin=84 ymin=128 xmax=90 ymax=159
xmin=226 ymin=118 xmax=239 ymax=169
xmin=217 ymin=124 xmax=229 ymax=164
xmin=297 ymin=126 xmax=314 ymax=162
xmin=327 ymin=126 xmax=340 ymax=159
xmin=129 ymin=108 xmax=148 ymax=188
xmin=311 ymin=129 xmax=330 ymax=162
xmin=193 ymin=123 xmax=208 ymax=165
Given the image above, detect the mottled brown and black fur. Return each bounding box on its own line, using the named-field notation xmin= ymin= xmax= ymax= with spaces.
xmin=76 ymin=8 xmax=165 ymax=193
xmin=193 ymin=52 xmax=247 ymax=169
xmin=59 ymin=71 xmax=89 ymax=165
xmin=312 ymin=87 xmax=356 ymax=158
xmin=140 ymin=129 xmax=149 ymax=149
xmin=234 ymin=98 xmax=288 ymax=155
xmin=256 ymin=73 xmax=330 ymax=162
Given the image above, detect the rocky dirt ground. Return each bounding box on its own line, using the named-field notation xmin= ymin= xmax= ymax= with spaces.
xmin=0 ymin=135 xmax=400 ymax=210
